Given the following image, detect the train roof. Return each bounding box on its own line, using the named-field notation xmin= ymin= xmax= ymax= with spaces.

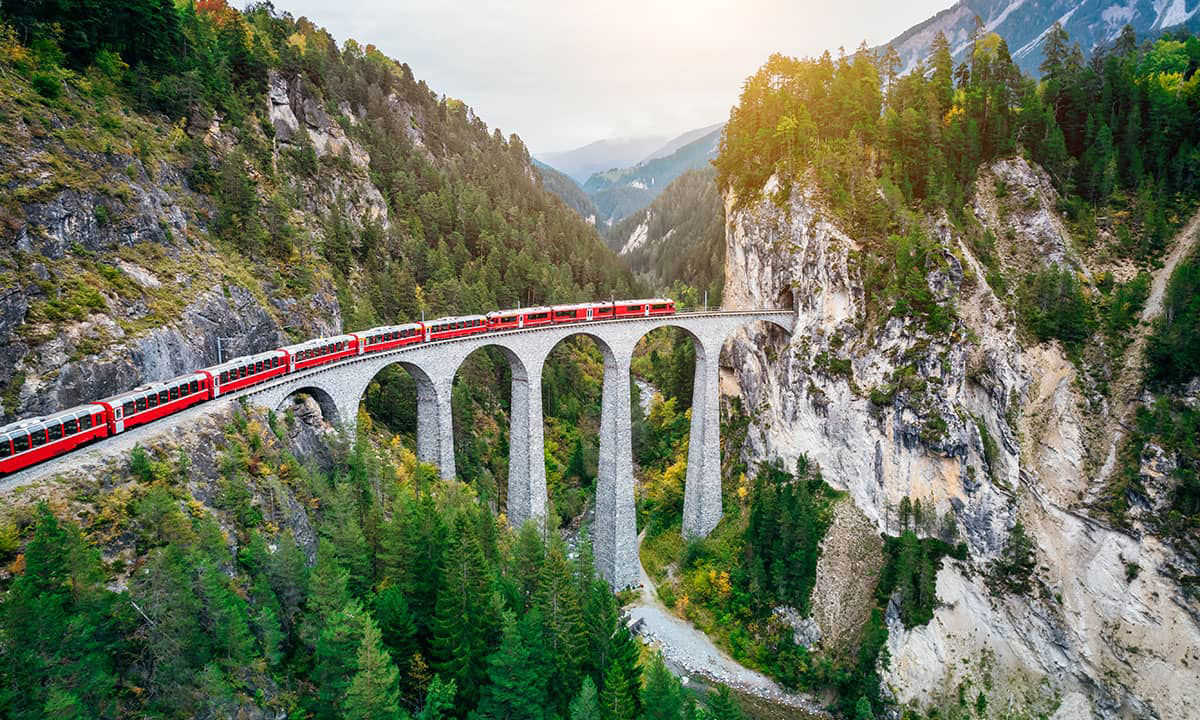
xmin=281 ymin=334 xmax=357 ymax=354
xmin=486 ymin=306 xmax=553 ymax=317
xmin=102 ymin=371 xmax=212 ymax=405
xmin=427 ymin=314 xmax=486 ymax=324
xmin=0 ymin=403 xmax=108 ymax=436
xmin=615 ymin=297 xmax=673 ymax=305
xmin=205 ymin=348 xmax=288 ymax=375
xmin=360 ymin=322 xmax=423 ymax=337
xmin=547 ymin=302 xmax=613 ymax=311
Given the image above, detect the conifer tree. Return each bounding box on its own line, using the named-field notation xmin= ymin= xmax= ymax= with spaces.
xmin=472 ymin=611 xmax=550 ymax=720
xmin=312 ymin=600 xmax=367 ymax=720
xmin=704 ymin=686 xmax=745 ymax=720
xmin=303 ymin=539 xmax=352 ymax=651
xmin=600 ymin=656 xmax=637 ymax=720
xmin=417 ymin=676 xmax=456 ymax=720
xmin=267 ymin=529 xmax=309 ymax=629
xmin=537 ymin=540 xmax=588 ymax=709
xmin=432 ymin=515 xmax=500 ymax=707
xmin=375 ymin=585 xmax=420 ymax=675
xmin=343 ymin=615 xmax=404 ymax=720
xmin=510 ymin=520 xmax=545 ymax=610
xmin=569 ymin=677 xmax=603 ymax=720
xmin=321 ymin=481 xmax=372 ymax=597
xmin=641 ymin=653 xmax=685 ymax=720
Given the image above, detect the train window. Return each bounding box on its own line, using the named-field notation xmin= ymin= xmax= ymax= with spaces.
xmin=180 ymin=383 xmax=189 ymax=397
xmin=255 ymin=361 xmax=262 ymax=372
xmin=136 ymin=397 xmax=146 ymax=411
xmin=65 ymin=418 xmax=78 ymax=434
xmin=14 ymin=434 xmax=29 ymax=452
xmin=48 ymin=424 xmax=62 ymax=441
xmin=146 ymin=394 xmax=157 ymax=409
xmin=220 ymin=371 xmax=229 ymax=383
xmin=159 ymin=390 xmax=169 ymax=403
xmin=191 ymin=380 xmax=199 ymax=393
xmin=0 ymin=440 xmax=9 ymax=457
xmin=240 ymin=366 xmax=247 ymax=377
xmin=653 ymin=304 xmax=667 ymax=310
xmin=170 ymin=387 xmax=179 ymax=400
xmin=123 ymin=401 xmax=134 ymax=416
xmin=82 ymin=414 xmax=93 ymax=430
xmin=31 ymin=430 xmax=45 ymax=447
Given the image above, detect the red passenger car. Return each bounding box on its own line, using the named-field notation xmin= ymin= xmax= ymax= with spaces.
xmin=426 ymin=315 xmax=488 ymax=341
xmin=0 ymin=404 xmax=110 ymax=474
xmin=284 ymin=335 xmax=359 ymax=373
xmin=549 ymin=302 xmax=616 ymax=323
xmin=207 ymin=350 xmax=289 ymax=398
xmin=612 ymin=298 xmax=676 ymax=318
xmin=360 ymin=323 xmax=425 ymax=354
xmin=486 ymin=306 xmax=554 ymax=331
xmin=100 ymin=371 xmax=213 ymax=434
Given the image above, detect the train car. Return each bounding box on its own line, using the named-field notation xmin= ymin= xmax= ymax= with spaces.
xmin=612 ymin=298 xmax=676 ymax=318
xmin=99 ymin=371 xmax=213 ymax=434
xmin=207 ymin=349 xmax=289 ymax=398
xmin=284 ymin=334 xmax=359 ymax=373
xmin=549 ymin=302 xmax=615 ymax=324
xmin=425 ymin=315 xmax=488 ymax=341
xmin=486 ymin=306 xmax=554 ymax=331
xmin=0 ymin=403 xmax=110 ymax=474
xmin=360 ymin=323 xmax=425 ymax=354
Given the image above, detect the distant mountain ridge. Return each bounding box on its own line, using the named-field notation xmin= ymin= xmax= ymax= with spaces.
xmin=883 ymin=0 xmax=1200 ymax=76
xmin=534 ymin=135 xmax=667 ymax=184
xmin=532 ymin=159 xmax=599 ymax=224
xmin=536 ymin=123 xmax=725 ymax=228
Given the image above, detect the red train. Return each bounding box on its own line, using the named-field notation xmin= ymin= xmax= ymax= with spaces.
xmin=0 ymin=298 xmax=675 ymax=474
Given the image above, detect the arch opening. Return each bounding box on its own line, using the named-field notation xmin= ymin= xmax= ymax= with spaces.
xmin=540 ymin=332 xmax=617 ymax=531
xmin=281 ymin=386 xmax=341 ymax=427
xmin=449 ymin=345 xmax=522 ymax=512
xmin=630 ymin=325 xmax=702 ymax=541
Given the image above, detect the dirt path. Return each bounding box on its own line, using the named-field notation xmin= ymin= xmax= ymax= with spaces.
xmin=626 ymin=532 xmax=828 ymax=716
xmin=1092 ymin=207 xmax=1200 ymax=492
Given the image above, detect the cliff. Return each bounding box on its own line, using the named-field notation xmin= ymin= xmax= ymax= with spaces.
xmin=721 ymin=159 xmax=1200 ymax=718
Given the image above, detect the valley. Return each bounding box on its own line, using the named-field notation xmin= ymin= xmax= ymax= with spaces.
xmin=0 ymin=1 xmax=1199 ymax=719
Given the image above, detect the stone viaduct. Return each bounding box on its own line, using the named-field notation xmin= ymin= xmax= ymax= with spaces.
xmin=244 ymin=311 xmax=793 ymax=588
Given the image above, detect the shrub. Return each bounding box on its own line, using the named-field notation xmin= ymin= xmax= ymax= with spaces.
xmin=31 ymin=70 xmax=61 ymax=98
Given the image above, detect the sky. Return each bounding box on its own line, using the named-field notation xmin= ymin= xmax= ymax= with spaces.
xmin=269 ymin=0 xmax=951 ymax=154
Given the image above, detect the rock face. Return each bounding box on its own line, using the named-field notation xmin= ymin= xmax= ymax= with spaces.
xmin=721 ymin=161 xmax=1200 ymax=718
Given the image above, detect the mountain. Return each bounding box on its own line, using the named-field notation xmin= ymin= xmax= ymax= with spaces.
xmin=533 ymin=135 xmax=668 ymax=184
xmin=883 ymin=0 xmax=1200 ymax=75
xmin=606 ymin=167 xmax=725 ymax=299
xmin=583 ymin=125 xmax=723 ymax=226
xmin=533 ymin=159 xmax=599 ymax=224
xmin=639 ymin=121 xmax=724 ymax=162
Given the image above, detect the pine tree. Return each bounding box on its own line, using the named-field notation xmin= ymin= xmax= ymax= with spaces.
xmin=537 ymin=541 xmax=588 ymax=710
xmin=267 ymin=529 xmax=309 ymax=628
xmin=641 ymin=653 xmax=685 ymax=720
xmin=432 ymin=515 xmax=500 ymax=707
xmin=569 ymin=677 xmax=603 ymax=720
xmin=703 ymin=686 xmax=745 ymax=720
xmin=417 ymin=676 xmax=456 ymax=720
xmin=600 ymin=656 xmax=637 ymax=720
xmin=312 ymin=601 xmax=367 ymax=720
xmin=343 ymin=615 xmax=404 ymax=720
xmin=989 ymin=520 xmax=1037 ymax=595
xmin=321 ymin=481 xmax=372 ymax=598
xmin=374 ymin=585 xmax=419 ymax=676
xmin=303 ymin=539 xmax=352 ymax=651
xmin=510 ymin=520 xmax=545 ymax=610
xmin=472 ymin=611 xmax=550 ymax=720
xmin=854 ymin=695 xmax=875 ymax=720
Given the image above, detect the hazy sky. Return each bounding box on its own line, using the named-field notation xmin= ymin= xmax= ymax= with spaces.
xmin=271 ymin=0 xmax=950 ymax=153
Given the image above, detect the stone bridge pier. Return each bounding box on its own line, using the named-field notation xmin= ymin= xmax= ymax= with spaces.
xmin=244 ymin=311 xmax=793 ymax=588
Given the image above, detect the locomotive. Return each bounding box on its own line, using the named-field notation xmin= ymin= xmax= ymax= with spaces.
xmin=0 ymin=298 xmax=676 ymax=474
